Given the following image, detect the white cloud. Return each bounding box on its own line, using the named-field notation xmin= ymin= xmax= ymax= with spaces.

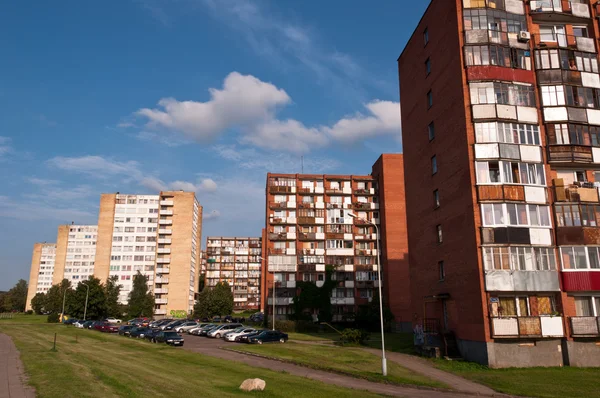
xmin=136 ymin=72 xmax=290 ymax=141
xmin=135 ymin=131 xmax=188 ymax=147
xmin=323 ymin=100 xmax=401 ymax=142
xmin=0 ymin=195 xmax=94 ymax=222
xmin=140 ymin=176 xmax=218 ymax=194
xmin=0 ymin=137 xmax=12 ymax=158
xmin=47 ymin=155 xmax=141 ymax=178
xmin=242 ymin=119 xmax=328 ymax=153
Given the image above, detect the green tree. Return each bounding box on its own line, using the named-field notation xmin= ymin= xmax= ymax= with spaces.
xmin=198 ymin=274 xmax=205 ymax=292
xmin=45 ymin=279 xmax=72 ymax=314
xmin=6 ymin=279 xmax=28 ymax=312
xmin=127 ymin=272 xmax=155 ymax=318
xmin=292 ymin=265 xmax=336 ymax=322
xmin=193 ymin=288 xmax=211 ymax=318
xmin=104 ymin=276 xmax=122 ymax=317
xmin=68 ymin=278 xmax=106 ymax=320
xmin=355 ymin=290 xmax=395 ymax=332
xmin=0 ymin=292 xmax=8 ymax=312
xmin=209 ymin=282 xmax=233 ymax=317
xmin=30 ymin=293 xmax=47 ymax=315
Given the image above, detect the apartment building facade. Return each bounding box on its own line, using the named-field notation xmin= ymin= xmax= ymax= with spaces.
xmin=94 ymin=192 xmax=202 ymax=317
xmin=25 ymin=243 xmax=56 ymax=311
xmin=52 ymin=225 xmax=98 ymax=286
xmin=205 ymin=237 xmax=262 ymax=311
xmin=262 ymin=160 xmax=410 ymax=328
xmin=400 ymin=0 xmax=600 ymax=367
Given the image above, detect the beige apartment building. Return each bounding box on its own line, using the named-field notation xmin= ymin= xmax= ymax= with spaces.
xmin=94 ymin=192 xmax=202 ymax=317
xmin=52 ymin=225 xmax=98 ymax=286
xmin=25 ymin=243 xmax=56 ymax=311
xmin=205 ymin=237 xmax=262 ymax=311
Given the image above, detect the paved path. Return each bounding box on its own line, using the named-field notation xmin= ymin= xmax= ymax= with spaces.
xmin=0 ymin=334 xmax=35 ymax=398
xmin=183 ymin=336 xmax=510 ymax=398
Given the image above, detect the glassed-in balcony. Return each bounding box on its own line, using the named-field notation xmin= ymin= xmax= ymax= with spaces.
xmin=530 ymin=1 xmax=591 ymax=22
xmin=533 ymin=33 xmax=596 ymax=54
xmin=569 ymin=316 xmax=600 ymax=337
xmin=490 ymin=316 xmax=564 ymax=338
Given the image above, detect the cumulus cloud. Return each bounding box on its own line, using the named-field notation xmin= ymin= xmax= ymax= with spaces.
xmin=323 ymin=100 xmax=401 ymax=142
xmin=47 ymin=155 xmax=141 ymax=178
xmin=242 ymin=119 xmax=328 ymax=153
xmin=140 ymin=176 xmax=218 ymax=194
xmin=136 ymin=72 xmax=290 ymax=141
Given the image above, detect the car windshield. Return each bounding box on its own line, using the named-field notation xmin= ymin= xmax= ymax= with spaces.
xmin=231 ymin=327 xmax=245 ymax=332
xmin=164 ymin=332 xmax=179 ymax=337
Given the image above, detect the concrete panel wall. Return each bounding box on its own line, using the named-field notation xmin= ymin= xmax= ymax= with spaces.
xmin=564 ymin=341 xmax=600 ymax=367
xmin=94 ymin=194 xmax=116 ymax=283
xmin=487 ymin=340 xmax=564 ymax=368
xmin=25 ymin=243 xmax=43 ymax=311
xmin=52 ymin=225 xmax=70 ymax=285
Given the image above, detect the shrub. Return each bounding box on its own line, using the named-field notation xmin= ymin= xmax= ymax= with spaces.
xmin=25 ymin=310 xmax=33 ymax=315
xmin=340 ymin=328 xmax=370 ymax=346
xmin=47 ymin=313 xmax=60 ymax=323
xmin=295 ymin=320 xmax=320 ymax=333
xmin=274 ymin=320 xmax=296 ymax=333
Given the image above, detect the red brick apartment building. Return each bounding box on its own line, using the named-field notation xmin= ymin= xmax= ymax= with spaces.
xmin=261 ymin=155 xmax=411 ymax=330
xmin=400 ymin=0 xmax=600 ymax=367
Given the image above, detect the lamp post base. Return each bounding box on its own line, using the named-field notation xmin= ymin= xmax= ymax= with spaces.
xmin=382 ymin=357 xmax=388 ymax=377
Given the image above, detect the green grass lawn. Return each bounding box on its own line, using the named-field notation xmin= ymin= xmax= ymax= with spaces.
xmin=0 ymin=323 xmax=385 ymax=398
xmin=434 ymin=359 xmax=600 ymax=398
xmin=228 ymin=341 xmax=448 ymax=389
xmin=0 ymin=314 xmax=49 ymax=324
xmin=364 ymin=333 xmax=415 ymax=355
xmin=287 ymin=332 xmax=341 ymax=342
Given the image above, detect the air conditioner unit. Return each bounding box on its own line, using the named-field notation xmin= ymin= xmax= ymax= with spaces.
xmin=518 ymin=31 xmax=531 ymax=42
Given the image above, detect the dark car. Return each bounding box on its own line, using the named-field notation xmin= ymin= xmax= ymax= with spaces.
xmin=212 ymin=316 xmax=221 ymax=323
xmin=93 ymin=321 xmax=107 ymax=331
xmin=249 ymin=312 xmax=264 ymax=323
xmin=199 ymin=324 xmax=220 ymax=336
xmin=248 ymin=330 xmax=288 ymax=344
xmin=207 ymin=323 xmax=243 ymax=338
xmin=144 ymin=329 xmax=158 ymax=342
xmin=238 ymin=330 xmax=263 ymax=343
xmin=153 ymin=331 xmax=184 ymax=346
xmin=223 ymin=315 xmax=233 ymax=323
xmin=164 ymin=319 xmax=189 ymax=330
xmin=118 ymin=325 xmax=133 ymax=336
xmin=82 ymin=320 xmax=94 ymax=329
xmin=63 ymin=318 xmax=78 ymax=325
xmin=88 ymin=321 xmax=102 ymax=329
xmin=130 ymin=327 xmax=151 ymax=338
xmin=100 ymin=323 xmax=119 ymax=333
xmin=190 ymin=324 xmax=214 ymax=336
xmin=149 ymin=319 xmax=171 ymax=329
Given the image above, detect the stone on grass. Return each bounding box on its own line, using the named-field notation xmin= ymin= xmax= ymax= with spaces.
xmin=239 ymin=378 xmax=266 ymax=392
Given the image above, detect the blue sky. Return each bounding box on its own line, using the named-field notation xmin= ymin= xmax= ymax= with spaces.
xmin=0 ymin=0 xmax=428 ymax=290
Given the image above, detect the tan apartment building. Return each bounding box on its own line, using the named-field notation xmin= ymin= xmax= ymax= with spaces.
xmin=261 ymin=158 xmax=410 ymax=329
xmin=94 ymin=191 xmax=202 ymax=317
xmin=205 ymin=237 xmax=262 ymax=311
xmin=25 ymin=243 xmax=56 ymax=311
xmin=52 ymin=225 xmax=98 ymax=286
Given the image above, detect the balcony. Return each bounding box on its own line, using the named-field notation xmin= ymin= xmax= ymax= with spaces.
xmin=159 ymin=200 xmax=173 ymax=206
xmin=156 ymin=257 xmax=170 ymax=264
xmin=298 ymin=202 xmax=313 ymax=209
xmin=569 ymin=316 xmax=600 ymax=337
xmin=561 ymin=271 xmax=600 ymax=291
xmin=156 ymin=267 xmax=170 ymax=274
xmin=269 ymin=232 xmax=288 ymax=241
xmin=464 ymin=29 xmax=528 ymax=50
xmin=353 ymin=202 xmax=372 ymax=210
xmin=554 ymin=184 xmax=599 ymax=203
xmin=325 ymin=187 xmax=352 ymax=195
xmin=155 ymin=277 xmax=169 ymax=284
xmin=157 ymin=248 xmax=170 ymax=254
xmin=155 ymin=298 xmax=168 ymax=304
xmin=154 ymin=288 xmax=168 ymax=294
xmin=548 ymin=144 xmax=598 ymax=164
xmin=160 ymin=210 xmax=173 ymax=216
xmin=331 ymin=297 xmax=355 ymax=305
xmin=532 ymin=33 xmax=596 ymax=53
xmin=490 ymin=316 xmax=564 ymax=338
xmin=269 ymin=201 xmax=294 ymax=210
xmin=154 ymin=308 xmax=167 ymax=315
xmin=159 ymin=219 xmax=172 ymax=225
xmin=267 ymin=297 xmax=294 ymax=305
xmin=158 ymin=238 xmax=172 ymax=244
xmin=269 ymin=185 xmax=295 ymax=194
xmin=530 ymin=1 xmax=591 ymax=22
xmin=267 ymin=263 xmax=297 ymax=272
xmin=297 ymin=187 xmax=314 ymax=194
xmin=354 ymin=188 xmax=375 ymax=195
xmin=535 ymin=68 xmax=599 ymax=88
xmin=484 ymin=270 xmax=561 ymax=292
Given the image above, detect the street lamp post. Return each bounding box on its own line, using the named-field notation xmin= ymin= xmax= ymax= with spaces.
xmin=258 ymin=256 xmax=276 ymax=331
xmin=82 ymin=282 xmax=90 ymax=321
xmin=61 ymin=285 xmax=68 ymax=322
xmin=348 ymin=211 xmax=387 ymax=376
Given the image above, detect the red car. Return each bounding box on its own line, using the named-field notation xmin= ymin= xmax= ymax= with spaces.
xmin=99 ymin=323 xmax=119 ymax=333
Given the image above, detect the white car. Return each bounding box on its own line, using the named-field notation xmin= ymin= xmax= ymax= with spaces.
xmin=175 ymin=321 xmax=199 ymax=333
xmin=224 ymin=327 xmax=256 ymax=342
xmin=74 ymin=320 xmax=87 ymax=328
xmin=105 ymin=317 xmax=122 ymax=324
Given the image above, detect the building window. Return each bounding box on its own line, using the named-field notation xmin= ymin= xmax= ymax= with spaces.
xmin=427 ymin=90 xmax=433 ymax=108
xmin=431 ymin=155 xmax=438 ymax=175
xmin=428 ymin=122 xmax=435 ymax=140
xmin=436 ymin=225 xmax=443 ymax=244
xmin=433 ymin=189 xmax=440 ymax=208
xmin=424 ymin=28 xmax=429 ymax=45
xmin=425 ymin=58 xmax=431 ymax=75
xmin=438 ymin=261 xmax=445 ymax=281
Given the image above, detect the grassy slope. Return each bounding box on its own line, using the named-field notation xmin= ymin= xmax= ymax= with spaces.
xmin=434 ymin=360 xmax=600 ymax=398
xmin=0 ymin=322 xmax=383 ymax=398
xmin=228 ymin=342 xmax=447 ymax=389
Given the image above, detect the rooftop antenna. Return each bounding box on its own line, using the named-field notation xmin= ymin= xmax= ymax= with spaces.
xmin=301 ymin=155 xmax=304 ymax=174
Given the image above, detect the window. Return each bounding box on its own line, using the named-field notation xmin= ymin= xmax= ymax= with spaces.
xmin=483 ymin=247 xmax=556 ymax=271
xmin=560 ymin=246 xmax=600 ymax=270
xmin=431 ymin=156 xmax=438 ymax=174
xmin=427 ymin=90 xmax=433 ymax=108
xmin=436 ymin=225 xmax=443 ymax=244
xmin=465 ymin=45 xmax=531 ymax=70
xmin=425 ymin=58 xmax=431 ymax=75
xmin=433 ymin=189 xmax=440 ymax=208
xmin=428 ymin=122 xmax=435 ymax=140
xmin=556 ymin=204 xmax=600 ymax=227
xmin=438 ymin=261 xmax=445 ymax=281
xmin=475 ymin=161 xmax=545 ymax=186
xmin=463 ymin=8 xmax=525 ymax=34
xmin=424 ymin=28 xmax=429 ymax=45
xmin=475 ymin=122 xmax=540 ymax=145
xmin=481 ymin=204 xmax=551 ymax=227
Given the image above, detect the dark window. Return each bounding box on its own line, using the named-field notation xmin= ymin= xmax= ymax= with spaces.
xmin=425 ymin=58 xmax=431 ymax=75
xmin=428 ymin=122 xmax=435 ymax=140
xmin=432 ymin=155 xmax=438 ymax=174
xmin=427 ymin=90 xmax=433 ymax=108
xmin=434 ymin=189 xmax=440 ymax=208
xmin=438 ymin=261 xmax=445 ymax=281
xmin=436 ymin=225 xmax=443 ymax=244
xmin=424 ymin=28 xmax=429 ymax=45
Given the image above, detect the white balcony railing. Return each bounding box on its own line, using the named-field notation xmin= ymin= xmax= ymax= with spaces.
xmin=154 ymin=308 xmax=167 ymax=315
xmin=158 ymin=229 xmax=172 ymax=235
xmin=491 ymin=316 xmax=564 ymax=338
xmin=154 ymin=288 xmax=168 ymax=294
xmin=157 ymin=248 xmax=171 ymax=254
xmin=156 ymin=257 xmax=170 ymax=264
xmin=159 ymin=219 xmax=172 ymax=225
xmin=160 ymin=210 xmax=173 ymax=216
xmin=155 ymin=298 xmax=168 ymax=304
xmin=267 ymin=264 xmax=297 ymax=272
xmin=156 ymin=267 xmax=170 ymax=274
xmin=160 ymin=200 xmax=174 ymax=206
xmin=158 ymin=239 xmax=171 ymax=244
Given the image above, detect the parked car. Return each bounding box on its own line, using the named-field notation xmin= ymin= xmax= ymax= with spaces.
xmin=149 ymin=319 xmax=172 ymax=329
xmin=82 ymin=320 xmax=94 ymax=329
xmin=73 ymin=320 xmax=87 ymax=328
xmin=248 ymin=330 xmax=288 ymax=344
xmin=130 ymin=327 xmax=151 ymax=339
xmin=100 ymin=323 xmax=119 ymax=333
xmin=105 ymin=317 xmax=122 ymax=324
xmin=88 ymin=321 xmax=103 ymax=329
xmin=187 ymin=323 xmax=210 ymax=335
xmin=249 ymin=312 xmax=264 ymax=323
xmin=198 ymin=324 xmax=220 ymax=336
xmin=212 ymin=316 xmax=222 ymax=323
xmin=63 ymin=318 xmax=78 ymax=325
xmin=223 ymin=315 xmax=233 ymax=323
xmin=207 ymin=323 xmax=243 ymax=338
xmin=93 ymin=321 xmax=106 ymax=331
xmin=153 ymin=331 xmax=184 ymax=346
xmin=144 ymin=329 xmax=158 ymax=342
xmin=237 ymin=330 xmax=263 ymax=343
xmin=224 ymin=327 xmax=256 ymax=342
xmin=118 ymin=325 xmax=133 ymax=336
xmin=175 ymin=321 xmax=199 ymax=333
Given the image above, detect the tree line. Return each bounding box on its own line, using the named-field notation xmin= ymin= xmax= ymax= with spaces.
xmin=30 ymin=271 xmax=155 ymax=320
xmin=0 ymin=279 xmax=28 ymax=312
xmin=193 ymin=281 xmax=234 ymax=318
